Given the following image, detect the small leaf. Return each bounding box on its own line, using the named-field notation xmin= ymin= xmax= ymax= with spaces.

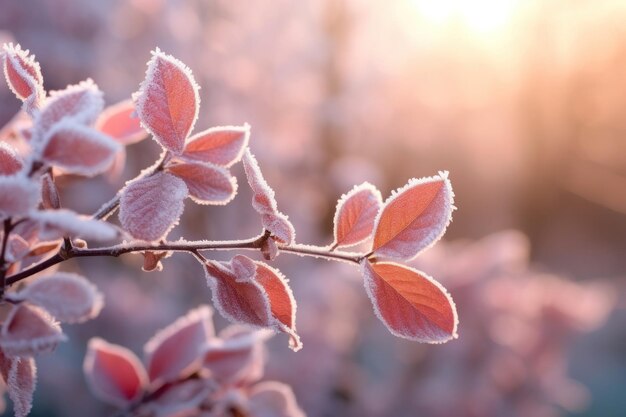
xmin=12 ymin=272 xmax=104 ymax=323
xmin=141 ymin=251 xmax=170 ymax=272
xmin=0 ymin=304 xmax=66 ymax=357
xmin=248 ymin=381 xmax=306 ymax=417
xmin=182 ymin=125 xmax=250 ymax=167
xmin=6 ymin=357 xmax=37 ymax=417
xmin=0 ymin=142 xmax=23 ymax=175
xmin=361 ymin=260 xmax=458 ymax=343
xmin=133 ymin=49 xmax=199 ymax=154
xmin=2 ymin=43 xmax=45 ymax=114
xmin=144 ymin=306 xmax=214 ymax=386
xmin=119 ymin=172 xmax=188 ymax=241
xmin=372 ymin=172 xmax=454 ymax=260
xmin=261 ymin=213 xmax=295 ymax=245
xmin=32 ymin=209 xmax=118 ymax=241
xmin=95 ymin=99 xmax=147 ymax=145
xmin=83 ymin=338 xmax=147 ymax=408
xmin=41 ymin=121 xmax=121 ymax=176
xmin=333 ymin=182 xmax=382 ymax=248
xmin=167 ymin=161 xmax=237 ymax=205
xmin=0 ymin=175 xmax=40 ymax=219
xmin=40 ymin=173 xmax=60 ymax=209
xmin=6 ymin=235 xmax=30 ymax=263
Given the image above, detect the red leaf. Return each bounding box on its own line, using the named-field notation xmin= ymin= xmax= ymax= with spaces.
xmin=41 ymin=121 xmax=121 ymax=176
xmin=6 ymin=357 xmax=37 ymax=417
xmin=361 ymin=260 xmax=458 ymax=343
xmin=96 ymin=99 xmax=147 ymax=145
xmin=40 ymin=173 xmax=60 ymax=209
xmin=182 ymin=125 xmax=250 ymax=167
xmin=32 ymin=209 xmax=119 ymax=241
xmin=143 ymin=306 xmax=214 ymax=386
xmin=0 ymin=304 xmax=66 ymax=357
xmin=242 ymin=150 xmax=295 ymax=245
xmin=83 ymin=338 xmax=147 ymax=407
xmin=372 ymin=172 xmax=454 ymax=260
xmin=167 ymin=161 xmax=237 ymax=205
xmin=141 ymin=250 xmax=170 ymax=272
xmin=11 ymin=273 xmax=104 ymax=323
xmin=333 ymin=182 xmax=382 ymax=248
xmin=119 ymin=172 xmax=188 ymax=241
xmin=249 ymin=381 xmax=306 ymax=417
xmin=133 ymin=49 xmax=199 ymax=154
xmin=2 ymin=43 xmax=44 ymax=114
xmin=0 ymin=175 xmax=40 ymax=219
xmin=0 ymin=142 xmax=23 ymax=175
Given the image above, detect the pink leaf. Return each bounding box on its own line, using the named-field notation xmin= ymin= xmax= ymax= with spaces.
xmin=248 ymin=381 xmax=306 ymax=417
xmin=0 ymin=175 xmax=40 ymax=219
xmin=96 ymin=99 xmax=147 ymax=145
xmin=143 ymin=306 xmax=214 ymax=386
xmin=203 ymin=255 xmax=301 ymax=351
xmin=11 ymin=272 xmax=104 ymax=323
xmin=372 ymin=172 xmax=454 ymax=260
xmin=119 ymin=172 xmax=188 ymax=241
xmin=40 ymin=173 xmax=60 ymax=209
xmin=167 ymin=161 xmax=237 ymax=205
xmin=149 ymin=379 xmax=213 ymax=417
xmin=133 ymin=49 xmax=199 ymax=154
xmin=141 ymin=251 xmax=170 ymax=272
xmin=242 ymin=150 xmax=295 ymax=245
xmin=361 ymin=260 xmax=458 ymax=343
xmin=333 ymin=182 xmax=382 ymax=248
xmin=83 ymin=338 xmax=147 ymax=408
xmin=182 ymin=125 xmax=250 ymax=167
xmin=6 ymin=235 xmax=30 ymax=263
xmin=41 ymin=121 xmax=121 ymax=176
xmin=31 ymin=209 xmax=119 ymax=241
xmin=0 ymin=142 xmax=23 ymax=175
xmin=6 ymin=357 xmax=37 ymax=417
xmin=0 ymin=304 xmax=66 ymax=357
xmin=2 ymin=43 xmax=45 ymax=114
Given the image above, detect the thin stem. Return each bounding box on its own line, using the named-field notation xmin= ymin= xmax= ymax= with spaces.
xmin=279 ymin=243 xmax=361 ymax=264
xmin=0 ymin=218 xmax=13 ymax=296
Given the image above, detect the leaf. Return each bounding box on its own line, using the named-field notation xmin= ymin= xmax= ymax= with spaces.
xmin=248 ymin=381 xmax=306 ymax=417
xmin=95 ymin=99 xmax=147 ymax=145
xmin=11 ymin=273 xmax=104 ymax=323
xmin=0 ymin=175 xmax=40 ymax=219
xmin=119 ymin=172 xmax=188 ymax=241
xmin=0 ymin=304 xmax=66 ymax=357
xmin=182 ymin=125 xmax=250 ymax=167
xmin=242 ymin=149 xmax=295 ymax=245
xmin=2 ymin=43 xmax=45 ymax=114
xmin=6 ymin=357 xmax=37 ymax=417
xmin=166 ymin=161 xmax=237 ymax=205
xmin=31 ymin=209 xmax=119 ymax=241
xmin=141 ymin=251 xmax=170 ymax=272
xmin=203 ymin=255 xmax=301 ymax=351
xmin=143 ymin=306 xmax=214 ymax=386
xmin=333 ymin=182 xmax=382 ymax=249
xmin=83 ymin=338 xmax=147 ymax=408
xmin=372 ymin=172 xmax=454 ymax=260
xmin=133 ymin=49 xmax=199 ymax=155
xmin=360 ymin=260 xmax=458 ymax=343
xmin=40 ymin=173 xmax=60 ymax=210
xmin=6 ymin=235 xmax=30 ymax=263
xmin=41 ymin=121 xmax=121 ymax=176
xmin=0 ymin=142 xmax=23 ymax=175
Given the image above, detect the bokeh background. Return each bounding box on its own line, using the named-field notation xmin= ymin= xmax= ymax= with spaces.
xmin=1 ymin=0 xmax=626 ymax=416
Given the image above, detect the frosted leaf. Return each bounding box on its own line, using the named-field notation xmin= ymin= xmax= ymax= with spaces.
xmin=333 ymin=182 xmax=382 ymax=248
xmin=40 ymin=173 xmax=60 ymax=209
xmin=32 ymin=209 xmax=119 ymax=241
xmin=0 ymin=304 xmax=66 ymax=357
xmin=148 ymin=379 xmax=213 ymax=417
xmin=261 ymin=213 xmax=295 ymax=246
xmin=6 ymin=357 xmax=37 ymax=417
xmin=83 ymin=338 xmax=147 ymax=408
xmin=361 ymin=260 xmax=458 ymax=343
xmin=167 ymin=161 xmax=237 ymax=205
xmin=2 ymin=43 xmax=44 ymax=114
xmin=133 ymin=49 xmax=199 ymax=154
xmin=11 ymin=272 xmax=104 ymax=323
xmin=144 ymin=306 xmax=214 ymax=386
xmin=0 ymin=175 xmax=40 ymax=219
xmin=249 ymin=381 xmax=306 ymax=417
xmin=261 ymin=237 xmax=279 ymax=261
xmin=182 ymin=124 xmax=250 ymax=167
xmin=0 ymin=142 xmax=23 ymax=175
xmin=372 ymin=172 xmax=454 ymax=260
xmin=95 ymin=99 xmax=147 ymax=145
xmin=6 ymin=235 xmax=30 ymax=263
xmin=119 ymin=172 xmax=188 ymax=241
xmin=41 ymin=121 xmax=121 ymax=176
xmin=141 ymin=251 xmax=170 ymax=272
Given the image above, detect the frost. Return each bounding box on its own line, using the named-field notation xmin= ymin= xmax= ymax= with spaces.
xmin=0 ymin=304 xmax=67 ymax=357
xmin=95 ymin=99 xmax=147 ymax=145
xmin=0 ymin=142 xmax=23 ymax=175
xmin=40 ymin=173 xmax=60 ymax=210
xmin=182 ymin=124 xmax=250 ymax=167
xmin=167 ymin=161 xmax=237 ymax=205
xmin=0 ymin=175 xmax=40 ymax=219
xmin=332 ymin=182 xmax=382 ymax=248
xmin=6 ymin=357 xmax=37 ymax=417
xmin=2 ymin=43 xmax=45 ymax=115
xmin=32 ymin=209 xmax=119 ymax=241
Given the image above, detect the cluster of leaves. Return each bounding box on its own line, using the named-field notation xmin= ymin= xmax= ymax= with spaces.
xmin=0 ymin=43 xmax=459 ymax=416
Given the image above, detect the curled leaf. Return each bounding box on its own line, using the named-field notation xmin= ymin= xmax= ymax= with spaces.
xmin=2 ymin=43 xmax=44 ymax=114
xmin=0 ymin=304 xmax=66 ymax=357
xmin=40 ymin=173 xmax=60 ymax=209
xmin=333 ymin=182 xmax=382 ymax=248
xmin=0 ymin=142 xmax=23 ymax=175
xmin=96 ymin=99 xmax=147 ymax=145
xmin=167 ymin=161 xmax=237 ymax=205
xmin=182 ymin=125 xmax=250 ymax=167
xmin=32 ymin=209 xmax=118 ymax=241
